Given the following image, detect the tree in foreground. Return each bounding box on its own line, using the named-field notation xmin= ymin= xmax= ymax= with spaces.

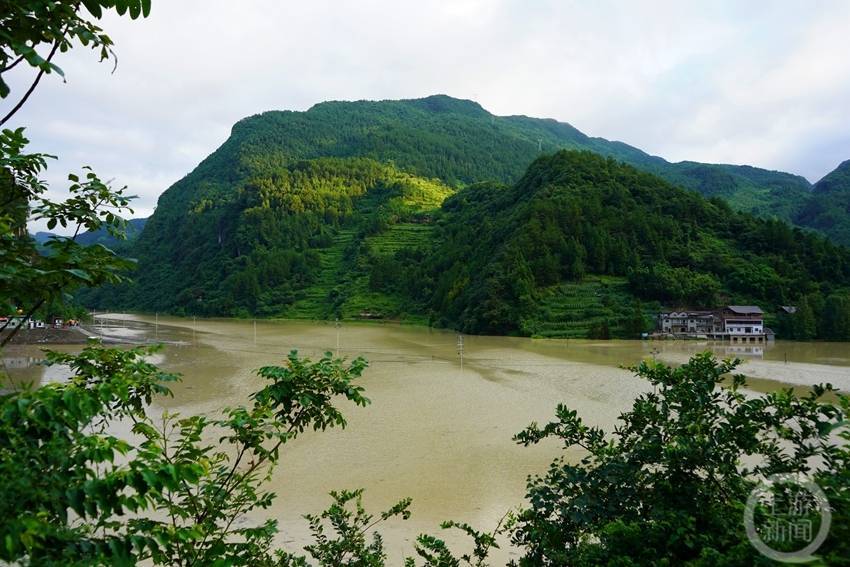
xmin=0 ymin=345 xmax=422 ymax=565
xmin=1 ymin=0 xmax=149 ymax=343
xmin=512 ymin=353 xmax=850 ymax=566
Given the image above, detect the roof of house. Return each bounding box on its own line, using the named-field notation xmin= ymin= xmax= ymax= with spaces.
xmin=660 ymin=310 xmax=715 ymax=317
xmin=726 ymin=305 xmax=764 ymax=315
xmin=780 ymin=305 xmax=798 ymax=314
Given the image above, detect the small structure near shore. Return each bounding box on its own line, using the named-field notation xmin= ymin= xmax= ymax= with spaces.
xmin=658 ymin=305 xmax=771 ymax=343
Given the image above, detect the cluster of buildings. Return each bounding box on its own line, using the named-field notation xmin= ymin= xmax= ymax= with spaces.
xmin=0 ymin=317 xmax=46 ymax=330
xmin=658 ymin=305 xmax=773 ymax=342
xmin=0 ymin=316 xmax=77 ymax=330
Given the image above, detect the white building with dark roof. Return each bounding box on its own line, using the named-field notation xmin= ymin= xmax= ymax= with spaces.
xmin=721 ymin=306 xmax=764 ymax=337
xmin=658 ymin=305 xmax=769 ymax=342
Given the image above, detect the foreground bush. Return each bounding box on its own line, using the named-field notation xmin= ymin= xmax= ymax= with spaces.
xmin=3 ymin=349 xmax=847 ymax=566
xmin=0 ymin=346 xmax=415 ymax=565
xmin=512 ymin=353 xmax=850 ymax=566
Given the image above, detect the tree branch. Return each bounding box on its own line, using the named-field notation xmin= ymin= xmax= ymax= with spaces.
xmin=0 ymin=297 xmax=45 ymax=347
xmin=1 ymin=195 xmax=110 ymax=345
xmin=0 ymin=54 xmax=26 ymax=74
xmin=0 ymin=39 xmax=61 ymax=127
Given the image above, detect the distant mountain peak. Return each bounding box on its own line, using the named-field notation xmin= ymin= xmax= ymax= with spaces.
xmin=167 ymin=95 xmax=832 ymax=243
xmin=304 ymin=94 xmax=490 ymax=117
xmin=405 ymin=94 xmax=489 ymax=116
xmin=829 ymin=159 xmax=850 ymax=176
xmin=813 ymin=159 xmax=850 ymax=194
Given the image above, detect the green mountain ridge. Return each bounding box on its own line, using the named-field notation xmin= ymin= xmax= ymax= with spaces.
xmin=796 ymin=160 xmax=850 ymax=245
xmin=80 ymin=96 xmax=850 ymax=337
xmin=31 ymin=218 xmax=147 ymax=251
xmin=159 ymin=95 xmax=814 ymax=219
xmin=418 ymin=151 xmax=850 ymax=335
xmin=134 ymin=94 xmax=835 ymax=254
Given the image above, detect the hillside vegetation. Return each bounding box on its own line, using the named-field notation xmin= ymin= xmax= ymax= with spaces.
xmin=420 ymin=151 xmax=850 ymax=335
xmin=145 ymin=95 xmax=813 ymax=222
xmin=796 ymin=160 xmax=850 ymax=246
xmin=86 ymin=145 xmax=850 ymax=338
xmin=81 ymin=96 xmax=850 ymax=337
xmin=88 ymin=157 xmax=452 ymax=319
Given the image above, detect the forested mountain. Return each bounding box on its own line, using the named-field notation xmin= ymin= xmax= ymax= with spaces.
xmin=420 ymin=151 xmax=850 ymax=336
xmin=31 ymin=231 xmax=57 ymax=245
xmin=84 ymin=141 xmax=850 ymax=338
xmin=87 ymin=158 xmax=453 ymax=315
xmin=75 ymin=217 xmax=147 ymax=247
xmin=31 ymin=218 xmax=147 ymax=251
xmin=141 ymin=94 xmax=813 ymax=223
xmin=796 ymin=160 xmax=850 ymax=246
xmin=80 ymin=95 xmax=850 ymax=337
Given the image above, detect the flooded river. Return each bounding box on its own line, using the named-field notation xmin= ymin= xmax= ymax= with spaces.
xmin=3 ymin=315 xmax=850 ymax=563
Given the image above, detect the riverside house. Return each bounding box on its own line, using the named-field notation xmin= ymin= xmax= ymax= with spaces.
xmin=659 ymin=305 xmax=771 ymax=342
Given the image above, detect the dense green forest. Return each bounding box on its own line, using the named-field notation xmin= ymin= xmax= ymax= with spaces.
xmin=84 ymin=146 xmax=850 ymax=339
xmin=796 ymin=160 xmax=850 ymax=246
xmin=85 ymin=158 xmax=453 ymax=318
xmin=137 ymin=94 xmax=815 ymax=223
xmin=420 ymin=151 xmax=850 ymax=336
xmin=80 ymin=95 xmax=850 ymax=338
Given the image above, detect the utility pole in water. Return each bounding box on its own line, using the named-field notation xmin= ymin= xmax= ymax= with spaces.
xmin=335 ymin=318 xmax=341 ymax=357
xmin=155 ymin=312 xmax=158 ymax=338
xmin=457 ymin=334 xmax=464 ymax=372
xmin=253 ymin=318 xmax=257 ymax=346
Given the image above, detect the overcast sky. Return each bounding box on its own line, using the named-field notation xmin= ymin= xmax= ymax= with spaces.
xmin=6 ymin=0 xmax=850 ymax=233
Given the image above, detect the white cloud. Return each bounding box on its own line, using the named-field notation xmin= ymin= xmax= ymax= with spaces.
xmin=5 ymin=0 xmax=850 ymax=234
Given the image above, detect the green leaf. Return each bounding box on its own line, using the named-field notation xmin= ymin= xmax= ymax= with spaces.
xmin=48 ymin=62 xmax=66 ymax=78
xmin=129 ymin=0 xmax=141 ymax=19
xmin=65 ymin=268 xmax=93 ymax=282
xmin=81 ymin=0 xmax=104 ymax=18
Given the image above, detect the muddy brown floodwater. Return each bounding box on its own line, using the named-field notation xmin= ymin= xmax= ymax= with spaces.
xmin=3 ymin=314 xmax=850 ymax=564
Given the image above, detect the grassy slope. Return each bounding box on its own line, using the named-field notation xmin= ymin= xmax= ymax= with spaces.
xmin=524 ymin=276 xmax=660 ymax=339
xmin=281 ymin=223 xmax=433 ymax=324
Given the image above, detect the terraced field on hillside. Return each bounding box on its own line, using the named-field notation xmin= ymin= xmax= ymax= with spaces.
xmin=334 ymin=223 xmax=432 ymax=322
xmin=284 ymin=228 xmax=656 ymax=336
xmin=281 ymin=229 xmax=356 ymax=320
xmin=282 ymin=223 xmax=433 ymax=323
xmin=526 ymin=276 xmax=657 ymax=339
